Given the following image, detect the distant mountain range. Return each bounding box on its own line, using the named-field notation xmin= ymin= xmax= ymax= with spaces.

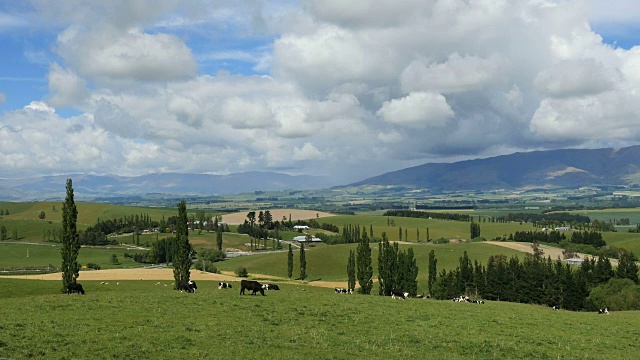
xmin=351 ymin=145 xmax=640 ymax=191
xmin=3 ymin=146 xmax=640 ymax=201
xmin=0 ymin=172 xmax=338 ymax=201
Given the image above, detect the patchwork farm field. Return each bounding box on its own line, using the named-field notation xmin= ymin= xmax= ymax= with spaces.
xmin=0 ymin=278 xmax=639 ymax=359
xmin=320 ymin=215 xmax=536 ymax=242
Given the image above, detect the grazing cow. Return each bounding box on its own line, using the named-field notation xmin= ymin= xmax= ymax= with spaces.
xmin=240 ymin=280 xmax=265 ymax=296
xmin=262 ymin=284 xmax=280 ymax=291
xmin=218 ymin=282 xmax=232 ymax=289
xmin=552 ymin=305 xmax=560 ymax=311
xmin=598 ymin=308 xmax=609 ymax=315
xmin=66 ymin=282 xmax=85 ymax=295
xmin=334 ymin=287 xmax=345 ymax=293
xmin=391 ymin=289 xmax=409 ymax=300
xmin=176 ymin=280 xmax=197 ymax=293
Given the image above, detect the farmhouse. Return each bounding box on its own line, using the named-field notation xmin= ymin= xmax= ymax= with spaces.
xmin=293 ymin=235 xmax=322 ymax=242
xmin=566 ymin=258 xmax=583 ymax=266
xmin=293 ymin=225 xmax=310 ymax=231
xmin=555 ymin=226 xmax=571 ymax=231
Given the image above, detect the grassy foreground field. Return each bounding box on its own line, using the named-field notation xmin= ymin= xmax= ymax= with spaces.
xmin=0 ymin=278 xmax=638 ymax=359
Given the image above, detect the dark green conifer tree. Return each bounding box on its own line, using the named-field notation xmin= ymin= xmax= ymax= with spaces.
xmin=347 ymin=249 xmax=356 ymax=291
xmin=173 ymin=200 xmax=192 ymax=288
xmin=356 ymin=231 xmax=373 ymax=294
xmin=216 ymin=230 xmax=223 ymax=251
xmin=61 ymin=179 xmax=80 ymax=290
xmin=428 ymin=249 xmax=437 ymax=295
xmin=287 ymin=244 xmax=293 ymax=279
xmin=299 ymin=242 xmax=307 ymax=282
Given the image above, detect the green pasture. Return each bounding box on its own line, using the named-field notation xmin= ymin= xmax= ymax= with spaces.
xmin=0 ymin=243 xmax=145 ymax=269
xmin=602 ymin=232 xmax=640 ymax=255
xmin=216 ymin=242 xmax=524 ymax=291
xmin=320 ymin=215 xmax=535 ymax=242
xmin=561 ymin=208 xmax=640 ymax=225
xmin=0 ymin=278 xmax=638 ymax=359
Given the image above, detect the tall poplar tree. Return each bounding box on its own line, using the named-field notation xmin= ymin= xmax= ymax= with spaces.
xmin=61 ymin=179 xmax=80 ymax=290
xmin=299 ymin=242 xmax=307 ymax=282
xmin=216 ymin=229 xmax=223 ymax=251
xmin=428 ymin=250 xmax=437 ymax=295
xmin=347 ymin=249 xmax=356 ymax=291
xmin=173 ymin=200 xmax=192 ymax=288
xmin=357 ymin=231 xmax=373 ymax=294
xmin=287 ymin=244 xmax=293 ymax=279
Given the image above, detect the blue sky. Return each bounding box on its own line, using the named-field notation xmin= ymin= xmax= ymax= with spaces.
xmin=1 ymin=0 xmax=640 ymax=182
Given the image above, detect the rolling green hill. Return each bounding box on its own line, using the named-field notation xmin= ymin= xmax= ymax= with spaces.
xmin=352 ymin=145 xmax=640 ymax=190
xmin=0 ymin=278 xmax=638 ymax=359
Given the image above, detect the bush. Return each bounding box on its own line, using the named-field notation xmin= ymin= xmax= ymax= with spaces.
xmin=585 ymin=278 xmax=640 ymax=311
xmin=470 ymin=237 xmax=486 ymax=242
xmin=235 ymin=266 xmax=249 ymax=277
xmin=432 ymin=237 xmax=450 ymax=244
xmin=199 ymin=249 xmax=227 ymax=263
xmin=195 ymin=260 xmax=218 ymax=273
xmin=85 ymin=262 xmax=101 ymax=270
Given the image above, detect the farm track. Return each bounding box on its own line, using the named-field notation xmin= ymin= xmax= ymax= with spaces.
xmin=484 ymin=241 xmax=619 ymax=266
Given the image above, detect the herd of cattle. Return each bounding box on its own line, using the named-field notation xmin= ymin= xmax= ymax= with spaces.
xmin=62 ymin=282 xmax=612 ymax=314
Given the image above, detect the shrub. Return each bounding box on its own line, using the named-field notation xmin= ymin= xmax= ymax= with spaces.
xmin=432 ymin=237 xmax=450 ymax=244
xmin=199 ymin=249 xmax=227 ymax=263
xmin=235 ymin=266 xmax=249 ymax=277
xmin=470 ymin=237 xmax=486 ymax=242
xmin=194 ymin=260 xmax=218 ymax=273
xmin=85 ymin=262 xmax=101 ymax=270
xmin=585 ymin=278 xmax=640 ymax=311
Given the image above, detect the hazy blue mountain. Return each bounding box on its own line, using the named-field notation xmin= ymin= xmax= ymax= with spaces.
xmin=0 ymin=172 xmax=337 ymax=201
xmin=351 ymin=146 xmax=640 ymax=191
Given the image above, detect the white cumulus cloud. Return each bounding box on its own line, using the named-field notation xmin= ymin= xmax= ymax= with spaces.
xmin=377 ymin=92 xmax=454 ymax=128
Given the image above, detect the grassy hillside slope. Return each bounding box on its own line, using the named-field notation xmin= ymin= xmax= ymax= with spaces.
xmin=0 ymin=278 xmax=638 ymax=359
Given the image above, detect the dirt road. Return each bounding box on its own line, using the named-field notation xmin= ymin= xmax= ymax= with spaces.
xmin=484 ymin=241 xmax=618 ymax=266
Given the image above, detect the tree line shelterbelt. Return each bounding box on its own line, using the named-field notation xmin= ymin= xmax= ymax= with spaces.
xmin=428 ymin=246 xmax=640 ymax=311
xmin=383 ymin=210 xmax=472 ymax=222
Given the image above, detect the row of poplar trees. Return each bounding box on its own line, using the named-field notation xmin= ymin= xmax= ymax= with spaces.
xmin=60 ymin=178 xmax=192 ymax=292
xmin=344 ymin=231 xmax=419 ymax=295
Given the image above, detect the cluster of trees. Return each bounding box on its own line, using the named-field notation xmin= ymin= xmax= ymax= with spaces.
xmin=1 ymin=225 xmax=18 ymax=241
xmin=356 ymin=231 xmax=373 ymax=294
xmin=79 ymin=228 xmax=118 ymax=246
xmin=42 ymin=228 xmax=62 ymax=242
xmin=0 ymin=209 xmax=9 ymax=216
xmin=89 ymin=214 xmax=159 ymax=236
xmin=237 ymin=210 xmax=285 ymax=250
xmin=430 ymin=246 xmax=639 ymax=311
xmin=498 ymin=212 xmax=590 ymax=224
xmin=507 ymin=230 xmax=567 ymax=243
xmin=570 ymin=230 xmax=607 ymax=248
xmin=383 ymin=210 xmax=472 ymax=222
xmin=470 ymin=222 xmax=481 ymax=239
xmin=286 ymin=243 xmax=308 ymax=282
xmin=377 ymin=235 xmax=418 ymax=296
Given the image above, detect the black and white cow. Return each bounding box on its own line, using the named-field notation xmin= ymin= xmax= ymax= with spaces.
xmin=598 ymin=308 xmax=609 ymax=315
xmin=334 ymin=287 xmax=353 ymax=294
xmin=240 ymin=280 xmax=265 ymax=296
xmin=552 ymin=305 xmax=560 ymax=311
xmin=177 ymin=280 xmax=197 ymax=293
xmin=66 ymin=282 xmax=85 ymax=295
xmin=391 ymin=289 xmax=409 ymax=300
xmin=218 ymin=282 xmax=232 ymax=289
xmin=262 ymin=284 xmax=280 ymax=291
